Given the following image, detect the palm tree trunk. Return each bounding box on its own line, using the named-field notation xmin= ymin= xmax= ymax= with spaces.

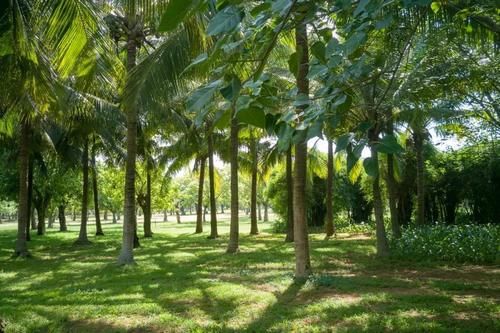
xmin=75 ymin=138 xmax=91 ymax=245
xmin=118 ymin=20 xmax=138 ymax=265
xmin=144 ymin=167 xmax=153 ymax=237
xmin=48 ymin=210 xmax=55 ymax=228
xmin=196 ymin=157 xmax=206 ymax=234
xmin=369 ymin=136 xmax=390 ymax=257
xmin=58 ymin=205 xmax=67 ymax=231
xmin=26 ymin=159 xmax=33 ymax=241
xmin=92 ymin=139 xmax=104 ymax=236
xmin=293 ymin=20 xmax=312 ymax=278
xmin=226 ymin=106 xmax=239 ymax=253
xmin=176 ymin=207 xmax=181 ymax=224
xmin=15 ymin=121 xmax=30 ymax=257
xmin=36 ymin=201 xmax=46 ymax=235
xmin=386 ymin=113 xmax=401 ymax=238
xmin=264 ymin=202 xmax=269 ymax=222
xmin=285 ymin=147 xmax=294 ymax=242
xmin=250 ymin=136 xmax=259 ymax=235
xmin=208 ymin=132 xmax=218 ymax=239
xmin=31 ymin=207 xmax=36 ymax=229
xmin=414 ymin=131 xmax=425 ymax=226
xmin=325 ymin=139 xmax=335 ymax=237
xmin=387 ymin=153 xmax=401 ymax=238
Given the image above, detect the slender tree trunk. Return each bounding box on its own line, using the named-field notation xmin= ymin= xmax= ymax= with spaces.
xmin=387 ymin=153 xmax=402 ymax=238
xmin=36 ymin=203 xmax=46 ymax=235
xmin=144 ymin=168 xmax=153 ymax=237
xmin=163 ymin=210 xmax=168 ymax=222
xmin=293 ymin=20 xmax=312 ymax=278
xmin=386 ymin=113 xmax=401 ymax=238
xmin=72 ymin=207 xmax=76 ymax=222
xmin=176 ymin=207 xmax=181 ymax=224
xmin=92 ymin=140 xmax=104 ymax=236
xmin=133 ymin=225 xmax=140 ymax=248
xmin=15 ymin=121 xmax=30 ymax=257
xmin=75 ymin=139 xmax=91 ymax=245
xmin=325 ymin=140 xmax=336 ymax=237
xmin=250 ymin=136 xmax=259 ymax=235
xmin=285 ymin=147 xmax=294 ymax=242
xmin=414 ymin=131 xmax=425 ymax=226
xmin=58 ymin=205 xmax=67 ymax=231
xmin=258 ymin=203 xmax=262 ymax=221
xmin=48 ymin=210 xmax=55 ymax=229
xmin=113 ymin=212 xmax=117 ymax=224
xmin=208 ymin=132 xmax=218 ymax=239
xmin=104 ymin=210 xmax=108 ymax=221
xmin=369 ymin=140 xmax=390 ymax=257
xmin=195 ymin=157 xmax=206 ymax=234
xmin=31 ymin=207 xmax=36 ymax=229
xmin=264 ymin=202 xmax=269 ymax=222
xmin=26 ymin=160 xmax=33 ymax=241
xmin=118 ymin=20 xmax=138 ymax=265
xmin=226 ymin=106 xmax=239 ymax=253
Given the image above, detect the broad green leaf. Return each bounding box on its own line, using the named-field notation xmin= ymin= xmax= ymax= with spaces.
xmin=272 ymin=0 xmax=293 ymax=16
xmin=187 ymin=80 xmax=223 ymax=112
xmin=375 ymin=15 xmax=393 ymax=30
xmin=236 ymin=107 xmax=266 ymax=128
xmin=376 ymin=134 xmax=404 ymax=154
xmin=207 ymin=6 xmax=242 ymax=36
xmin=220 ymin=77 xmax=241 ymax=102
xmin=346 ymin=149 xmax=359 ymax=174
xmin=158 ymin=0 xmax=198 ymax=32
xmin=343 ymin=32 xmax=366 ymax=56
xmin=293 ymin=94 xmax=309 ymax=107
xmin=336 ymin=133 xmax=353 ymax=152
xmin=363 ymin=157 xmax=378 ymax=178
xmin=251 ymin=3 xmax=271 ymax=16
xmin=288 ymin=52 xmax=298 ymax=78
xmin=214 ymin=109 xmax=230 ymax=130
xmin=307 ymin=63 xmax=328 ymax=79
xmin=307 ymin=120 xmax=323 ymax=140
xmin=311 ymin=41 xmax=326 ymax=63
xmin=183 ymin=52 xmax=208 ymax=73
xmin=276 ymin=123 xmax=294 ymax=151
xmin=353 ymin=0 xmax=369 ymax=17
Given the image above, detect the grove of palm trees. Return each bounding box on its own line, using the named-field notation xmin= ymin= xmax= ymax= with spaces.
xmin=0 ymin=0 xmax=499 ymax=332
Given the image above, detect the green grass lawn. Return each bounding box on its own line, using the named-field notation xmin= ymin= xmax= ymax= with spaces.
xmin=0 ymin=216 xmax=499 ymax=332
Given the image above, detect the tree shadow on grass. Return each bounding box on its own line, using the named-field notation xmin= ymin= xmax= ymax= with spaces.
xmin=241 ymin=278 xmax=307 ymax=333
xmin=1 ymin=226 xmax=500 ymax=333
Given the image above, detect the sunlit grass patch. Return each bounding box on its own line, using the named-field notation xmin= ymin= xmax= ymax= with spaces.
xmin=0 ymin=218 xmax=498 ymax=332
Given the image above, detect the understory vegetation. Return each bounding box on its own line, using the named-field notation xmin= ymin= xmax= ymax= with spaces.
xmin=391 ymin=224 xmax=500 ymax=264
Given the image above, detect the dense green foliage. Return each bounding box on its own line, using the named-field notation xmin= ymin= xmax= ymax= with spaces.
xmin=426 ymin=143 xmax=500 ymax=225
xmin=391 ymin=225 xmax=500 ymax=263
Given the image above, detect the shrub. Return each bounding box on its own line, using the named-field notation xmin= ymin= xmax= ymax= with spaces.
xmin=390 ymin=224 xmax=500 ymax=264
xmin=272 ymin=217 xmax=375 ymax=235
